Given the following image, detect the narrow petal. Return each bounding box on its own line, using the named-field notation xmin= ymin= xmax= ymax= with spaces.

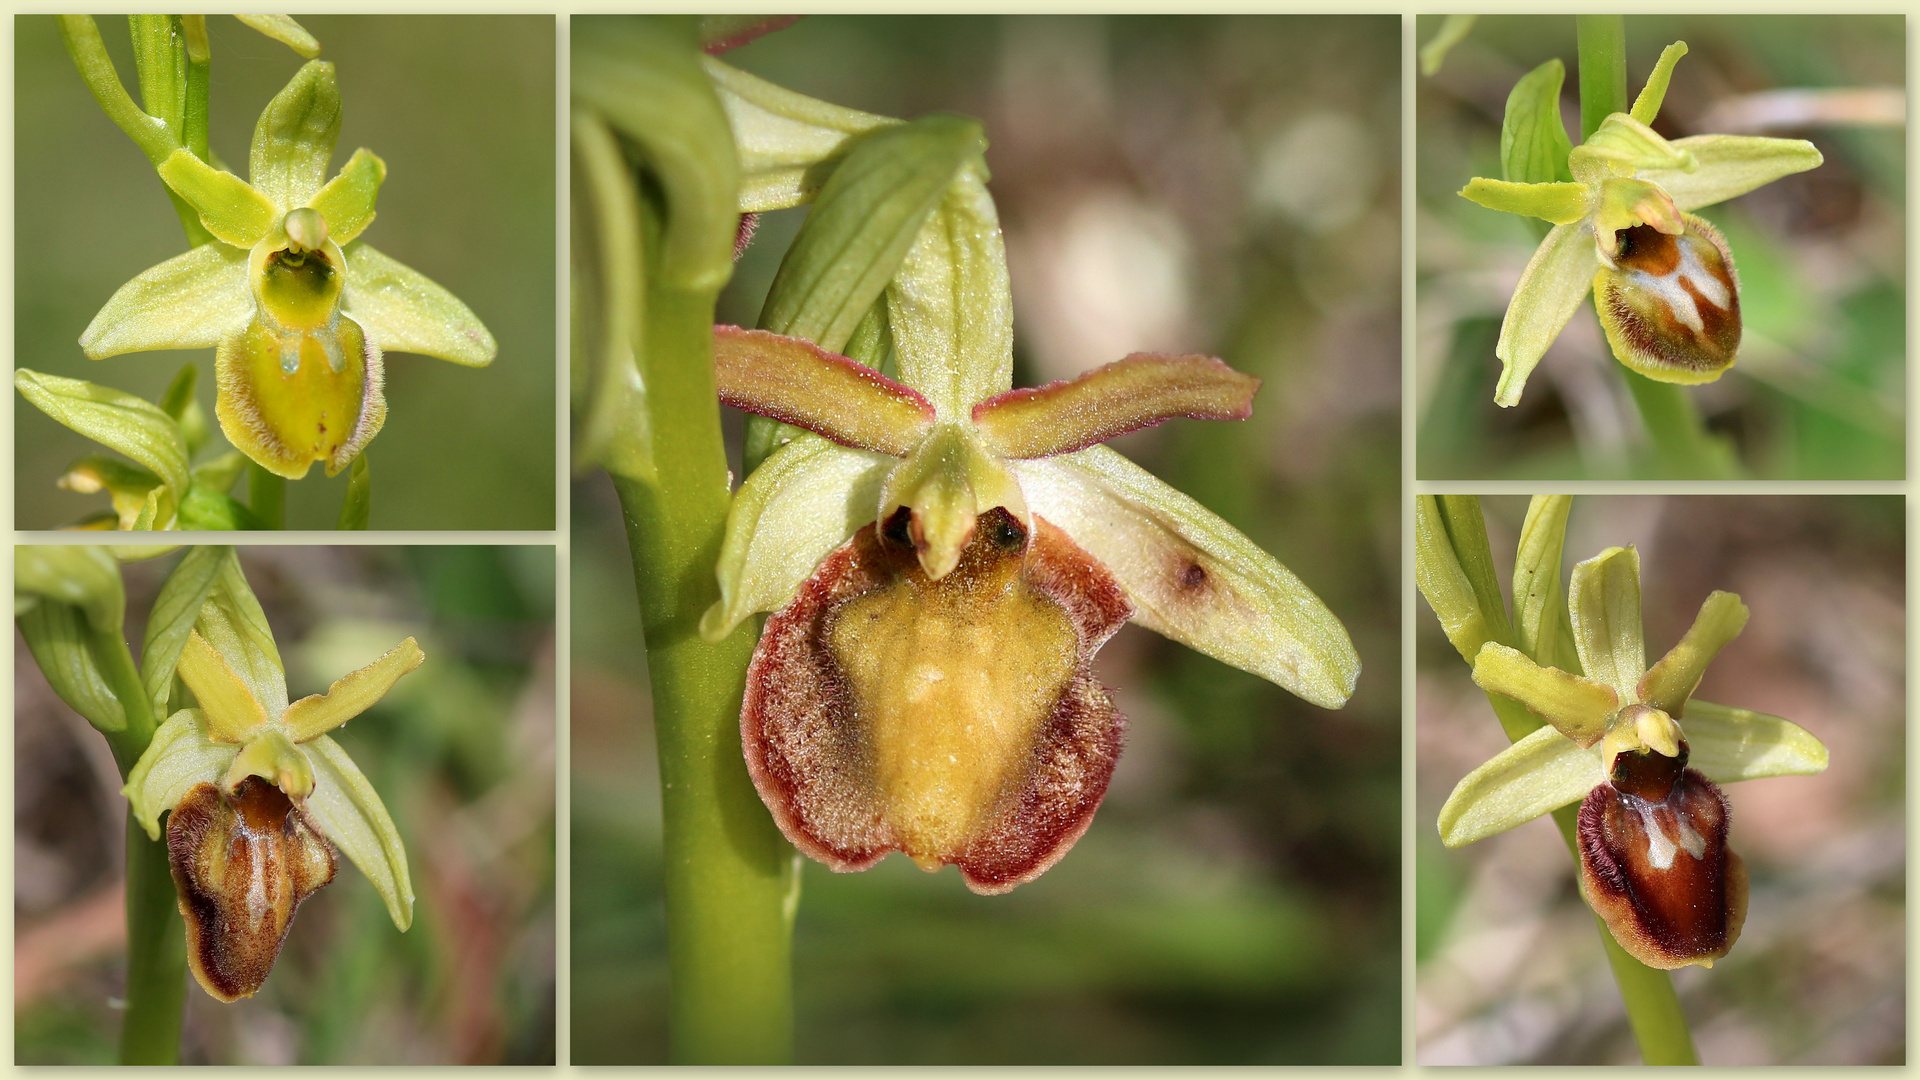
xmin=177 ymin=631 xmax=273 ymax=742
xmin=79 ymin=243 xmax=251 ymax=358
xmin=281 ymin=637 xmax=425 ymax=742
xmin=699 ymin=436 xmax=896 ymax=643
xmin=303 ymin=734 xmax=414 ymax=931
xmin=233 ymin=15 xmax=320 ymax=58
xmin=1682 ymin=700 xmax=1829 ymax=783
xmin=250 ymin=59 xmax=342 ymax=210
xmin=1629 ymin=42 xmax=1690 ymax=126
xmin=342 ymin=243 xmax=496 ymax=367
xmin=971 ymin=354 xmax=1260 ymax=460
xmin=306 ymin=148 xmax=386 ymax=246
xmin=1567 ymin=546 xmax=1646 ymax=697
xmin=1639 ymin=134 xmax=1824 ymax=212
xmin=1471 ymin=642 xmax=1619 ymax=747
xmin=1637 ymin=591 xmax=1749 ymax=715
xmin=157 ymin=149 xmax=276 ymax=247
xmin=713 ymin=326 xmax=935 ymax=456
xmin=1493 ymin=222 xmax=1600 ymax=407
xmin=122 ymin=709 xmax=237 ymax=840
xmin=1017 ymin=448 xmax=1359 ymax=708
xmin=887 ymin=165 xmax=1013 ymax=418
xmin=743 ymin=510 xmax=1131 ymax=893
xmin=1458 ymin=178 xmax=1589 ymax=224
xmin=1437 ymin=724 xmax=1602 ymax=847
xmin=14 ymin=370 xmax=192 ymax=498
xmin=702 ymin=55 xmax=896 ymax=213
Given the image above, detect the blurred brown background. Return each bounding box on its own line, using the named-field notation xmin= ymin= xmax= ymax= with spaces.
xmin=16 ymin=546 xmax=556 ymax=1064
xmin=1416 ymin=496 xmax=1903 ymax=1064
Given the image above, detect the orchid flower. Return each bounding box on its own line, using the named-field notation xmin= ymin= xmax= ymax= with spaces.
xmin=702 ymin=154 xmax=1360 ymax=894
xmin=1460 ymin=42 xmax=1822 ymax=406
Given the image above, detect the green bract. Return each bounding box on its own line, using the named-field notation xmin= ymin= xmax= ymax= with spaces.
xmin=1460 ymin=42 xmax=1822 ymax=406
xmin=79 ymin=60 xmax=495 ymax=479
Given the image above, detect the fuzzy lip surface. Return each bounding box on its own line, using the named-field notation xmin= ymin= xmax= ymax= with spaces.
xmin=742 ymin=508 xmax=1134 ymax=894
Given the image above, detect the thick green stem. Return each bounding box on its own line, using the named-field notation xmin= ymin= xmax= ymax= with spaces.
xmin=618 ymin=283 xmax=797 ymax=1064
xmin=120 ymin=817 xmax=186 ymax=1064
xmin=1576 ymin=15 xmax=1628 ymax=140
xmin=249 ymin=464 xmax=286 ymax=530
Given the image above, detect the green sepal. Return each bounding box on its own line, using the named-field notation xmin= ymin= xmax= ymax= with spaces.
xmin=1571 ymin=113 xmax=1693 ymax=184
xmin=1684 ymin=700 xmax=1829 ymax=783
xmin=17 ymin=595 xmax=127 ymax=734
xmin=1637 ymin=134 xmax=1825 ymax=213
xmin=1567 ymin=545 xmax=1646 ymax=696
xmin=1630 ymin=41 xmax=1689 ymax=126
xmin=1511 ymin=494 xmax=1579 ymax=673
xmin=702 ymin=55 xmax=898 ymax=213
xmin=78 ymin=242 xmax=252 ymax=359
xmin=1438 ymin=723 xmax=1601 ymax=847
xmin=196 ymin=549 xmax=290 ymax=716
xmin=233 ymin=15 xmax=320 ymax=59
xmin=308 ymin=148 xmax=386 ymax=246
xmin=343 ymin=243 xmax=497 ymax=367
xmin=1413 ymin=495 xmax=1516 ymax=664
xmin=250 ymin=59 xmax=343 ymax=211
xmin=141 ymin=545 xmax=228 ymax=716
xmin=887 ymin=164 xmax=1013 ymax=417
xmin=159 ymin=363 xmax=210 ymax=457
xmin=1500 ymin=58 xmax=1574 ymax=185
xmin=568 ymin=107 xmax=650 ymax=480
xmin=1460 ymin=178 xmax=1586 ymax=223
xmin=303 ymin=734 xmax=414 ymax=931
xmin=337 ymin=454 xmax=371 ymax=529
xmin=1419 ymin=15 xmax=1478 ymax=77
xmin=1493 ymin=221 xmax=1598 ymax=408
xmin=123 ymin=709 xmax=238 ymax=840
xmin=16 ymin=370 xmax=191 ymax=498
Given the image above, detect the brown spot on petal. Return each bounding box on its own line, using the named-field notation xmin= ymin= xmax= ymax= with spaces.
xmin=168 ymin=779 xmax=336 ymax=1001
xmin=1578 ymin=763 xmax=1746 ymax=969
xmin=743 ymin=508 xmax=1134 ymax=894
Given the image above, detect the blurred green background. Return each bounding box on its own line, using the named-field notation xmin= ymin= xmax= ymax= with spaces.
xmin=15 ymin=15 xmax=556 ymax=529
xmin=572 ymin=15 xmax=1400 ymax=1064
xmin=16 ymin=546 xmax=556 ymax=1063
xmin=1416 ymin=496 xmax=1904 ymax=1064
xmin=1416 ymin=15 xmax=1904 ymax=479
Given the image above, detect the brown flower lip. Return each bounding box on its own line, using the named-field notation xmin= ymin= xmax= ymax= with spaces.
xmin=1578 ymin=745 xmax=1747 ymax=970
xmin=742 ymin=506 xmax=1133 ymax=894
xmin=168 ymin=778 xmax=337 ymax=1002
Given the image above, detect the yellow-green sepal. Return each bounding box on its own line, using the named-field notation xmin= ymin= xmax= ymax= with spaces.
xmin=703 ymin=54 xmax=899 ymax=213
xmin=1684 ymin=700 xmax=1829 ymax=783
xmin=123 ymin=709 xmax=238 ymax=840
xmin=1567 ymin=545 xmax=1646 ymax=696
xmin=303 ymin=734 xmax=413 ymax=931
xmin=343 ymin=243 xmax=497 ymax=367
xmin=1493 ymin=221 xmax=1599 ymax=407
xmin=78 ymin=243 xmax=253 ymax=359
xmin=250 ymin=60 xmax=343 ymax=210
xmin=308 ymin=148 xmax=386 ymax=246
xmin=1438 ymin=723 xmax=1603 ymax=847
xmin=1470 ymin=642 xmax=1618 ymax=747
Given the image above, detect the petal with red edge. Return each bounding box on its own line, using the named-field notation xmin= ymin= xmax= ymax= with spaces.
xmin=972 ymin=353 xmax=1259 ymax=460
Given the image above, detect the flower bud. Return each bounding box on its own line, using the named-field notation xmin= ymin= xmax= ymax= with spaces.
xmin=1577 ymin=741 xmax=1747 ymax=969
xmin=168 ymin=778 xmax=336 ymax=1001
xmin=1594 ymin=213 xmax=1741 ymax=385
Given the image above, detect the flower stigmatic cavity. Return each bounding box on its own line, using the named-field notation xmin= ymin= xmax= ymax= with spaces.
xmin=1459 ymin=41 xmax=1821 ymax=406
xmin=705 ymin=155 xmax=1360 ymax=893
xmin=79 ymin=60 xmax=495 ymax=479
xmin=125 ymin=550 xmax=420 ymax=1000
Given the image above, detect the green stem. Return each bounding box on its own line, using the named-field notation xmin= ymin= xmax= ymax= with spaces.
xmin=615 ymin=282 xmax=796 ymax=1064
xmin=1575 ymin=15 xmax=1628 ymax=140
xmin=181 ymin=16 xmax=210 ymax=163
xmin=120 ymin=817 xmax=186 ymax=1065
xmin=249 ymin=464 xmax=286 ymax=530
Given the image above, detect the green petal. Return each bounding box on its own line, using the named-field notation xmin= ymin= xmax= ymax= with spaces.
xmin=1437 ymin=724 xmax=1602 ymax=847
xmin=887 ymin=164 xmax=1013 ymax=419
xmin=699 ymin=436 xmax=895 ymax=642
xmin=78 ymin=243 xmax=251 ymax=358
xmin=196 ymin=549 xmax=290 ymax=716
xmin=1511 ymin=494 xmax=1579 ymax=673
xmin=122 ymin=709 xmax=237 ymax=840
xmin=971 ymin=353 xmax=1260 ymax=460
xmin=141 ymin=546 xmax=228 ymax=717
xmin=307 ymin=148 xmax=386 ymax=246
xmin=1683 ymin=699 xmax=1829 ymax=783
xmin=1567 ymin=546 xmax=1646 ymax=697
xmin=15 ymin=370 xmax=191 ymax=498
xmin=1460 ymin=178 xmax=1588 ymax=223
xmin=1017 ymin=447 xmax=1359 ymax=709
xmin=1493 ymin=222 xmax=1599 ymax=407
xmin=703 ymin=55 xmax=898 ymax=213
xmin=1630 ymin=42 xmax=1689 ymax=126
xmin=1637 ymin=134 xmax=1824 ymax=212
xmin=157 ymin=150 xmax=276 ymax=247
xmin=1471 ymin=642 xmax=1618 ymax=747
xmin=343 ymin=243 xmax=496 ymax=367
xmin=1500 ymin=58 xmax=1574 ymax=184
xmin=282 ymin=637 xmax=424 ymax=742
xmin=250 ymin=59 xmax=342 ymax=210
xmin=1638 ymin=591 xmax=1749 ymax=715
xmin=302 ymin=734 xmax=413 ymax=931
xmin=232 ymin=14 xmax=320 ymax=58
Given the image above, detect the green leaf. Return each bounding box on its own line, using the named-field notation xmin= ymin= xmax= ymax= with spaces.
xmin=343 ymin=243 xmax=496 ymax=367
xmin=307 ymin=148 xmax=386 ymax=245
xmin=232 ymin=14 xmax=320 ymax=58
xmin=122 ymin=709 xmax=236 ymax=840
xmin=1493 ymin=221 xmax=1599 ymax=407
xmin=250 ymin=59 xmax=342 ymax=210
xmin=887 ymin=163 xmax=1014 ymax=417
xmin=16 ymin=545 xmax=126 ymax=633
xmin=1630 ymin=41 xmax=1689 ymax=126
xmin=1471 ymin=642 xmax=1618 ymax=746
xmin=1683 ymin=700 xmax=1829 ymax=783
xmin=303 ymin=735 xmax=414 ymax=931
xmin=1567 ymin=546 xmax=1646 ymax=697
xmin=16 ymin=370 xmax=191 ymax=497
xmin=156 ymin=148 xmax=276 ymax=246
xmin=1639 ymin=591 xmax=1749 ymax=715
xmin=1414 ymin=495 xmax=1504 ymax=664
xmin=1512 ymin=494 xmax=1578 ymax=672
xmin=569 ymin=107 xmax=651 ymax=481
xmin=142 ymin=545 xmax=227 ymax=716
xmin=177 ymin=486 xmax=266 ymax=531
xmin=17 ymin=599 xmax=127 ymax=734
xmin=1459 ymin=178 xmax=1587 ymax=223
xmin=337 ymin=453 xmax=371 ymax=530
xmin=703 ymin=55 xmax=898 ymax=213
xmin=78 ymin=242 xmax=252 ymax=359
xmin=159 ymin=363 xmax=209 ymax=457
xmin=196 ymin=549 xmax=289 ymax=716
xmin=1438 ymin=724 xmax=1601 ymax=847
xmin=1500 ymin=59 xmax=1574 ymax=185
